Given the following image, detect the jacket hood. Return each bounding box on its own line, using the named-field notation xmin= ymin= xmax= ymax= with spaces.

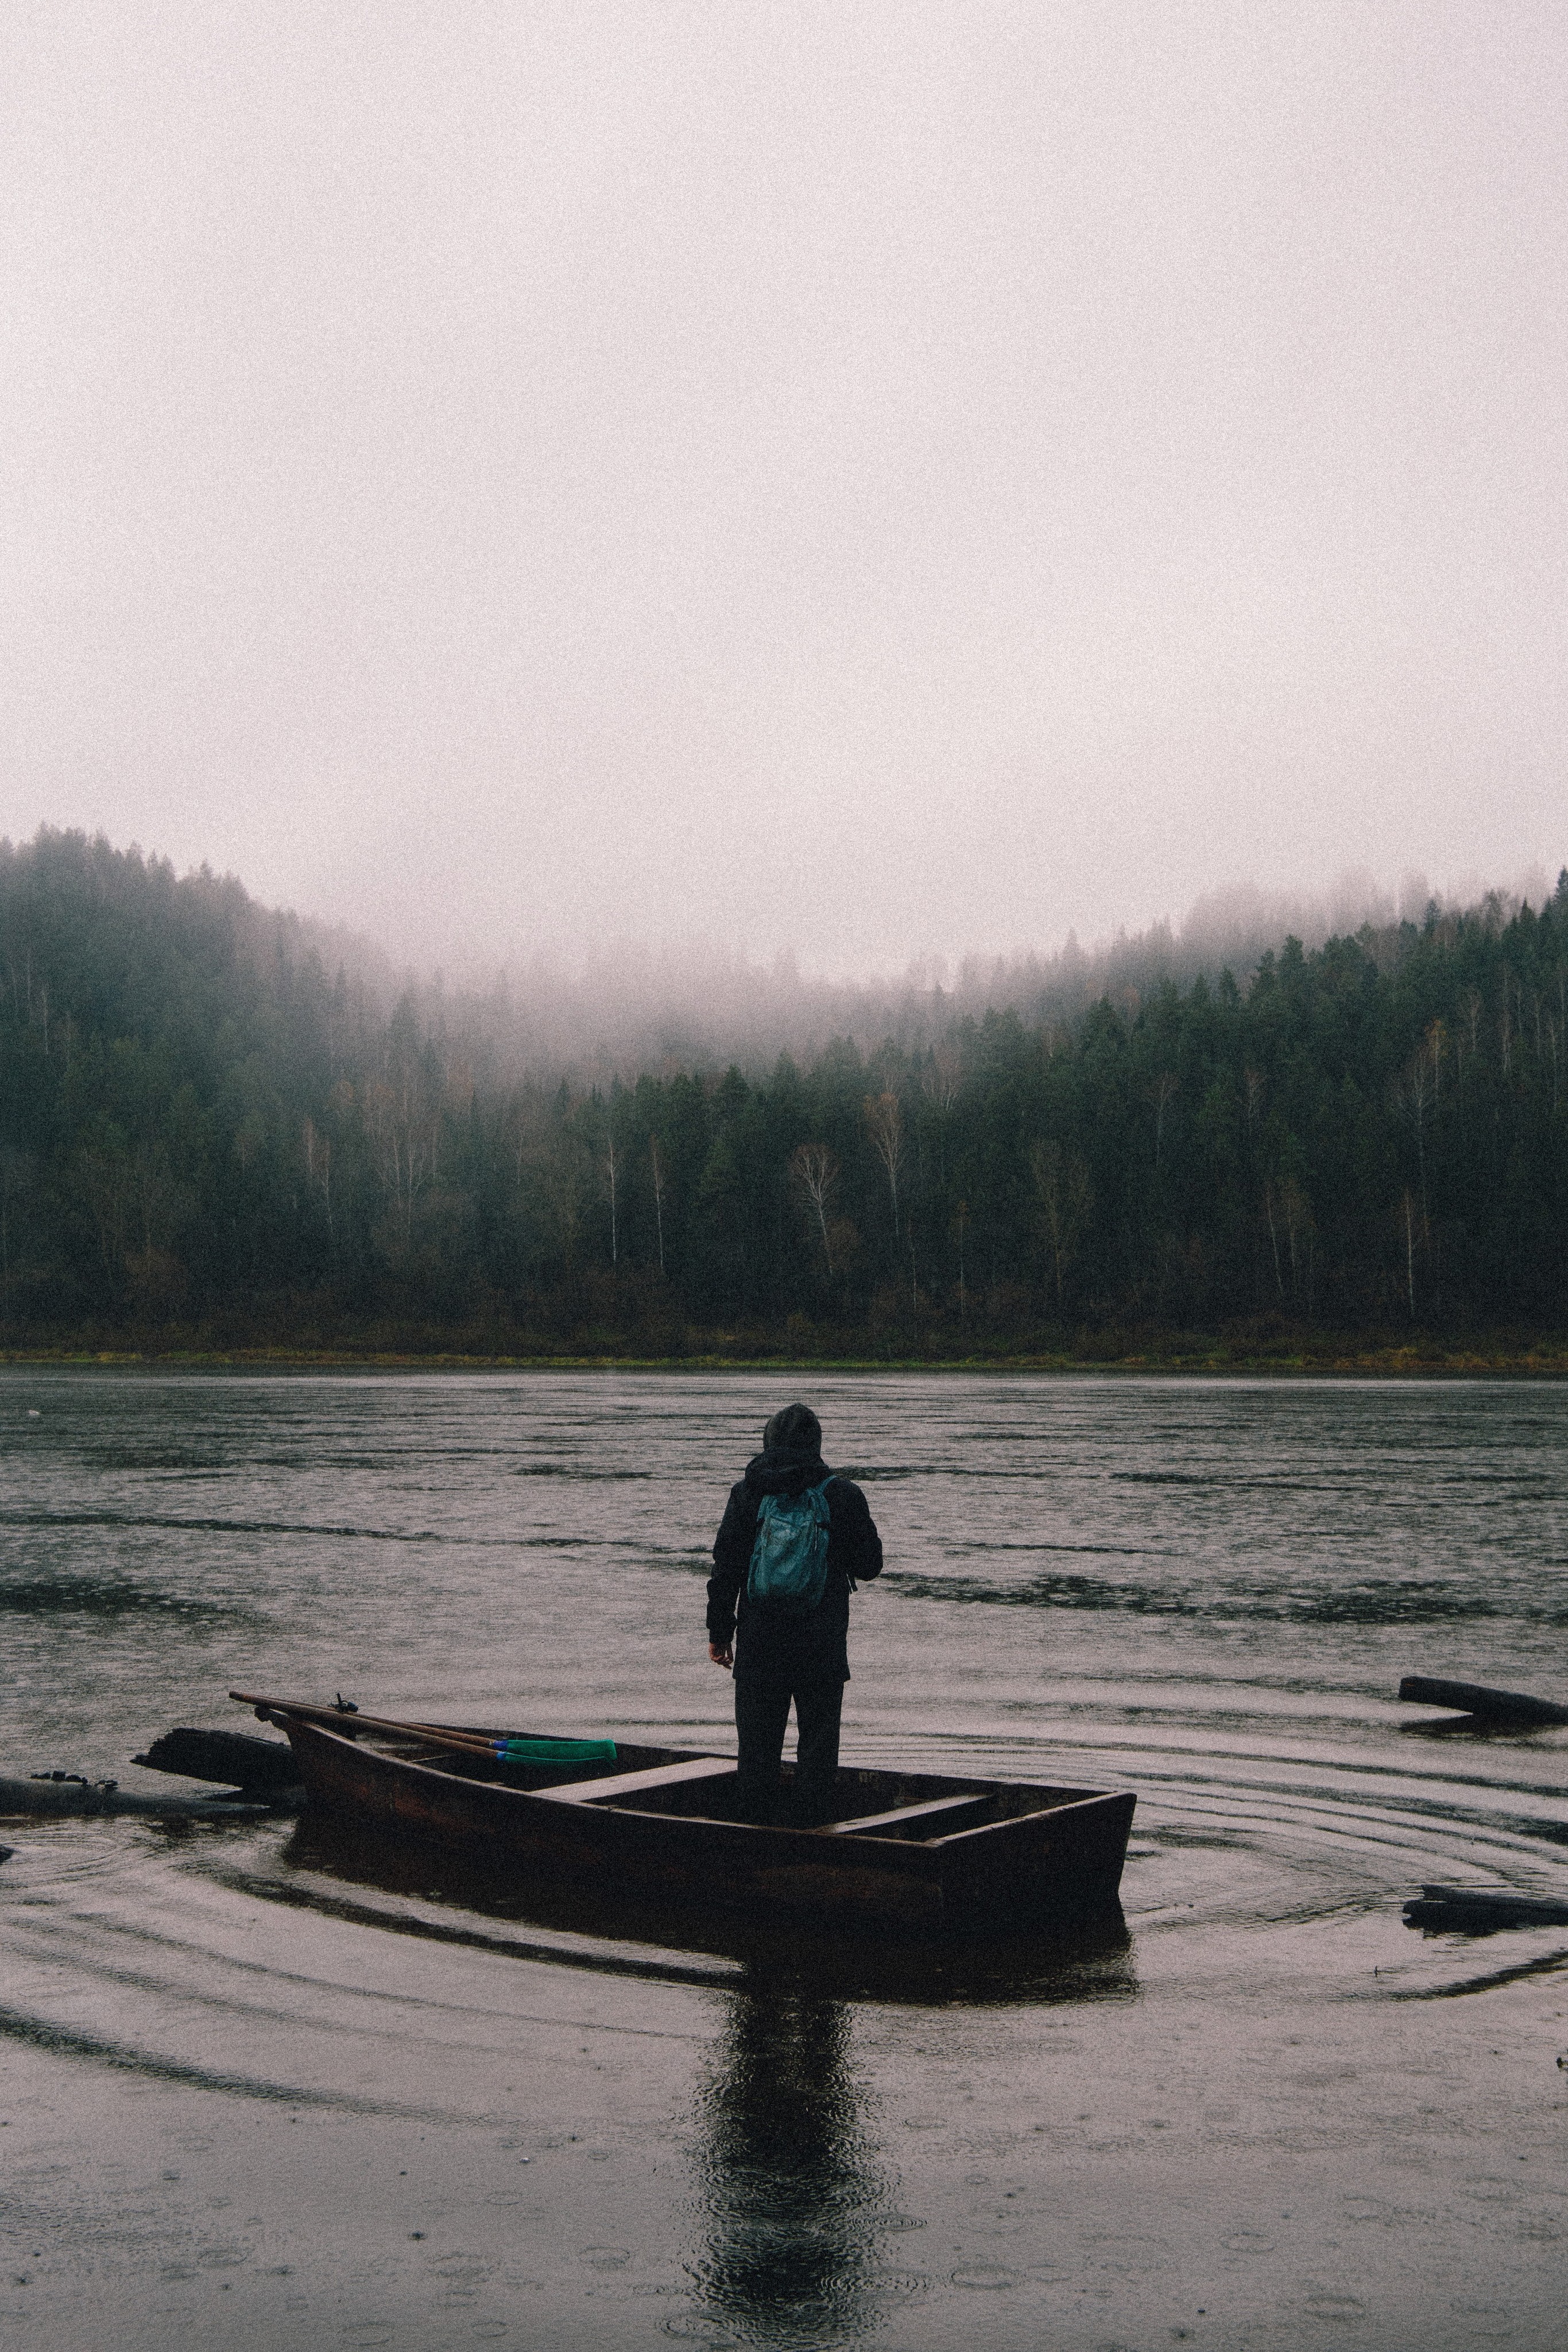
xmin=744 ymin=1445 xmax=830 ymax=1499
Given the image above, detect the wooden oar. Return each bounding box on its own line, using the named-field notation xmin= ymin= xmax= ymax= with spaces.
xmin=229 ymin=1692 xmax=614 ymax=1771
xmin=230 ymin=1690 xmax=506 ymax=1762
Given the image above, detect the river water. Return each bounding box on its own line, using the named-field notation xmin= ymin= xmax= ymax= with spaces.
xmin=3 ymin=1367 xmax=1567 ymax=2351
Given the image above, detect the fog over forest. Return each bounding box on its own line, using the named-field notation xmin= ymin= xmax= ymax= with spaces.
xmin=3 ymin=825 xmax=1565 ymax=1357
xmin=388 ymin=868 xmax=1558 ymax=1081
xmin=5 ymin=821 xmax=1558 ymax=1084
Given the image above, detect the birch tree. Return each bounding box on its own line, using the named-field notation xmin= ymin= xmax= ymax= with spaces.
xmin=303 ymin=1117 xmax=334 ymax=1245
xmin=791 ymin=1142 xmax=839 ymax=1274
xmin=605 ymin=1114 xmax=620 ymax=1267
xmin=1279 ymin=1175 xmax=1313 ymax=1306
xmin=865 ymin=1092 xmax=904 ymax=1239
xmin=920 ymin=1047 xmax=961 ymax=1185
xmin=1396 ymin=1049 xmax=1434 ymax=1222
xmin=1029 ymin=1139 xmax=1091 ymax=1309
xmin=649 ymin=1134 xmax=667 ymax=1275
xmin=1153 ymin=1071 xmax=1179 ymax=1170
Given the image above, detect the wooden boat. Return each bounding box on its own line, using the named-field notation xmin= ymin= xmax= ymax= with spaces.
xmin=233 ymin=1690 xmax=1135 ymax=1934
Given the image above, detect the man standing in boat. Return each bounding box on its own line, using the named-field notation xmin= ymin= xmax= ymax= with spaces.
xmin=707 ymin=1402 xmax=882 ymax=1827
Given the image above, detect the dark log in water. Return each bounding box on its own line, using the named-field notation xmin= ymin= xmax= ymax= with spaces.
xmin=1405 ymin=1885 xmax=1568 ymax=1932
xmin=1397 ymin=1676 xmax=1568 ymax=1726
xmin=0 ymin=1771 xmax=284 ymax=1819
xmin=134 ymin=1726 xmax=302 ymax=1792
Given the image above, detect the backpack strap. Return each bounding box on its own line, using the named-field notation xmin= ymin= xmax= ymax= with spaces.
xmin=814 ymin=1475 xmax=857 ymax=1591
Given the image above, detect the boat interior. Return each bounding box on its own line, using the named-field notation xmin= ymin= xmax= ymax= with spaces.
xmin=339 ymin=1718 xmax=1104 ymax=1843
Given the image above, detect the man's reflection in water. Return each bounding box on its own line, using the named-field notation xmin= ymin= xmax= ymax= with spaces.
xmin=688 ymin=1975 xmax=894 ymax=2346
xmin=684 ymin=1917 xmax=1137 ymax=2343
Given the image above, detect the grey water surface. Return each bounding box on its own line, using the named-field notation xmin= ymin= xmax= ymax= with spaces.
xmin=3 ymin=1367 xmax=1568 ymax=2351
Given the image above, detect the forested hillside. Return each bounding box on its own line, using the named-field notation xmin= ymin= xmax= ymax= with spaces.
xmin=2 ymin=829 xmax=1565 ymax=1357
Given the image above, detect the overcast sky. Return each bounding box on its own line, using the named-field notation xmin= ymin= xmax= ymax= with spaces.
xmin=3 ymin=3 xmax=1564 ymax=973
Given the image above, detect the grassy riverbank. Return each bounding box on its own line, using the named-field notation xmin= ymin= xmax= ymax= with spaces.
xmin=6 ymin=1322 xmax=1567 ymax=1376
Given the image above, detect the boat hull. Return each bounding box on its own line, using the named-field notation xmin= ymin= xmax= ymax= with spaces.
xmin=279 ymin=1716 xmax=1135 ymax=1935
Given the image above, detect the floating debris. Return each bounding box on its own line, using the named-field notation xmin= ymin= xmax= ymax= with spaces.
xmin=1397 ymin=1676 xmax=1568 ymax=1728
xmin=1404 ymin=1885 xmax=1568 ymax=1934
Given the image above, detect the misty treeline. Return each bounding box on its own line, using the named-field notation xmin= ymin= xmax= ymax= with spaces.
xmin=452 ymin=876 xmax=1460 ymax=1073
xmin=2 ymin=827 xmax=1566 ymax=1353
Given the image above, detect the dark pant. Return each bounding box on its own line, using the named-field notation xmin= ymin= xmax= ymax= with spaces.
xmin=733 ymin=1674 xmax=844 ymax=1826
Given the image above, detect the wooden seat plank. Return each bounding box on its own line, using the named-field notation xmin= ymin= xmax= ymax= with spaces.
xmin=533 ymin=1755 xmax=736 ymax=1806
xmin=827 ymin=1792 xmax=992 ymax=1838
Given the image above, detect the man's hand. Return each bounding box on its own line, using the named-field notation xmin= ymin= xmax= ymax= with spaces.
xmin=708 ymin=1641 xmax=733 ymax=1670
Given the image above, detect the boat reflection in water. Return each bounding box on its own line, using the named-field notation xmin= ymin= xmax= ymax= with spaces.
xmin=274 ymin=1813 xmax=1136 ymax=2002
xmin=266 ymin=1821 xmax=1134 ymax=2345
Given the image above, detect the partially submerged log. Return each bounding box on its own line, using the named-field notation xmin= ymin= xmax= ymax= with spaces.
xmin=134 ymin=1726 xmax=302 ymax=1794
xmin=1405 ymin=1885 xmax=1568 ymax=1933
xmin=0 ymin=1722 xmax=304 ymax=1825
xmin=0 ymin=1771 xmax=277 ymax=1820
xmin=1397 ymin=1676 xmax=1568 ymax=1728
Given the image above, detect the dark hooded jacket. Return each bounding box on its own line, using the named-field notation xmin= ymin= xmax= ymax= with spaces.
xmin=707 ymin=1442 xmax=882 ymax=1684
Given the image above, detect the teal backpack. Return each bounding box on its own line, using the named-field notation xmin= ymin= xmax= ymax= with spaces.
xmin=746 ymin=1478 xmax=835 ymax=1615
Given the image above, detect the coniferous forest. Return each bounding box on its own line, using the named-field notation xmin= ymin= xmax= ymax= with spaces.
xmin=2 ymin=828 xmax=1566 ymax=1364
